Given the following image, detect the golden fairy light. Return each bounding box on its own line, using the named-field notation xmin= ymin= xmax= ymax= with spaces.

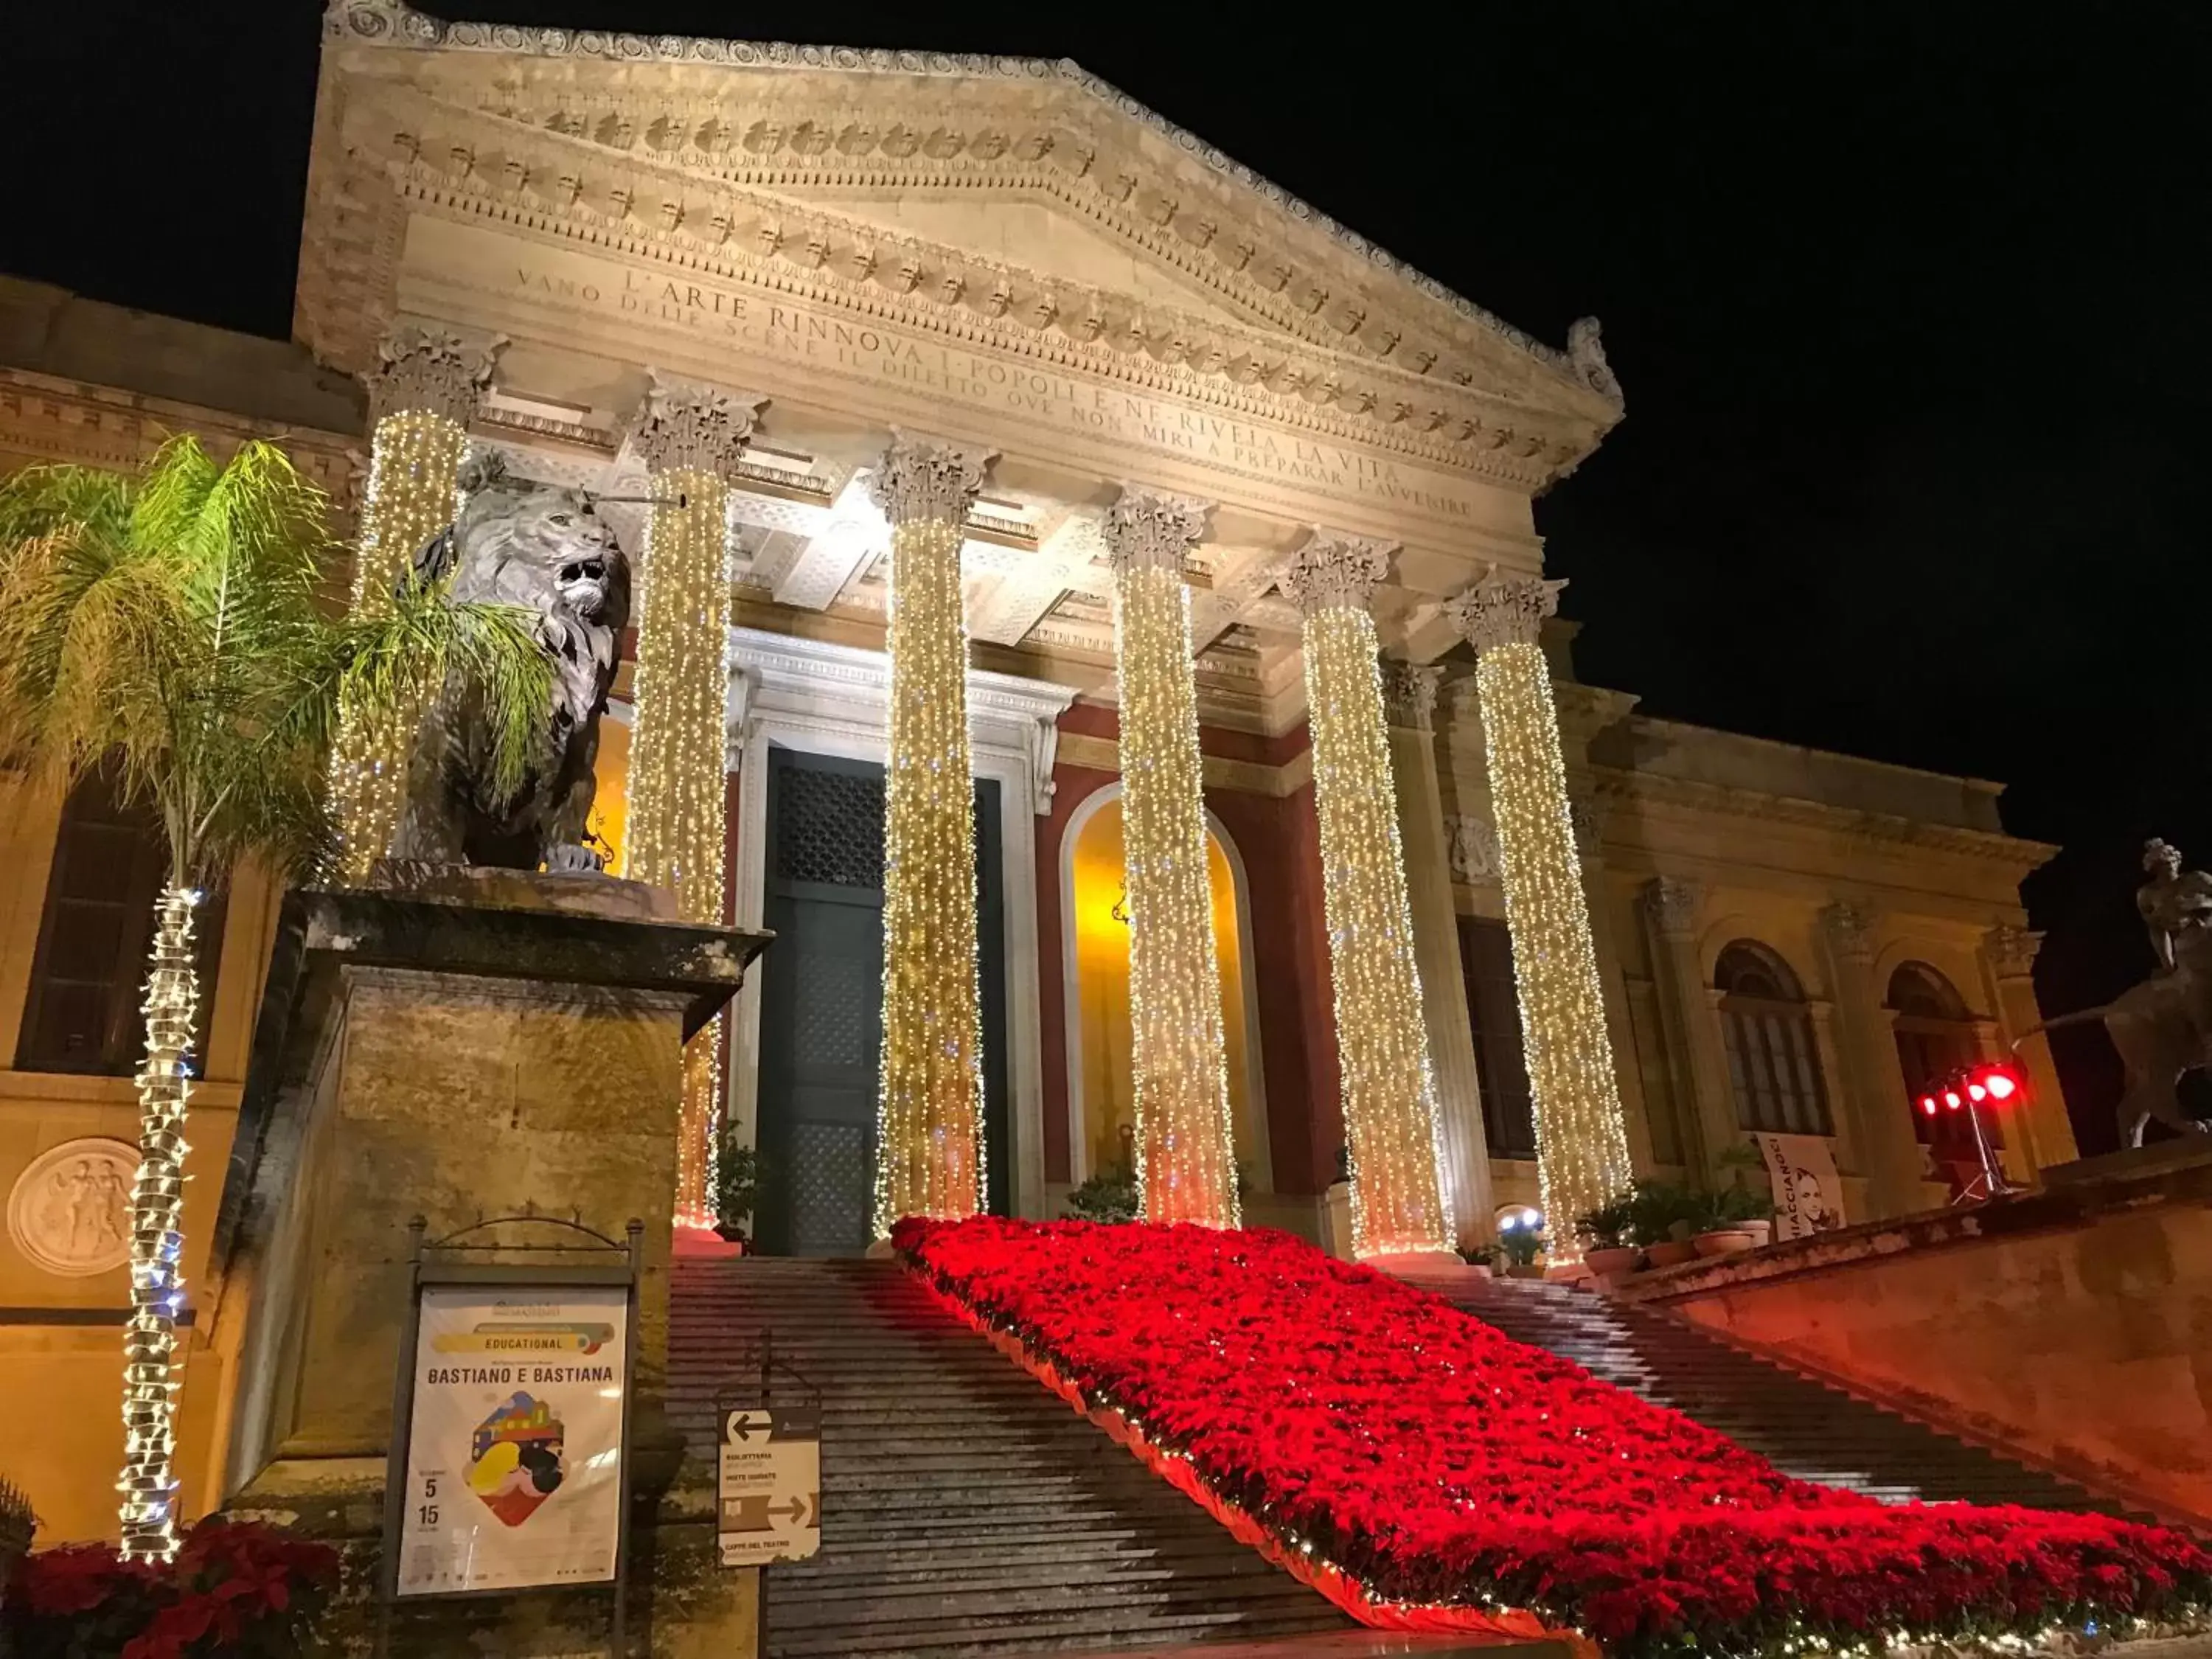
xmin=327 ymin=327 xmax=495 ymax=885
xmin=869 ymin=439 xmax=990 ymax=1238
xmin=1106 ymin=489 xmax=1239 ymax=1228
xmin=626 ymin=379 xmax=759 ymax=1224
xmin=1449 ymin=571 xmax=1633 ymax=1262
xmin=1281 ymin=534 xmax=1450 ymax=1257
xmin=118 ymin=885 xmax=199 ymax=1561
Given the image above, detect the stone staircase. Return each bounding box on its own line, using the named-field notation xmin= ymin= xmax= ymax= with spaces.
xmin=1396 ymin=1266 xmax=2126 ymax=1513
xmin=667 ymin=1255 xmax=1351 ymax=1659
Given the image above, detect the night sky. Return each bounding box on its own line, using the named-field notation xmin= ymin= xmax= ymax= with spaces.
xmin=11 ymin=3 xmax=2209 ymax=1149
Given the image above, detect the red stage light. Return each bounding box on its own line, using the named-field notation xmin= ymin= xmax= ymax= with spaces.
xmin=1983 ymin=1069 xmax=2018 ymax=1101
xmin=1920 ymin=1096 xmax=1938 ymax=1117
xmin=1944 ymin=1091 xmax=1963 ymax=1110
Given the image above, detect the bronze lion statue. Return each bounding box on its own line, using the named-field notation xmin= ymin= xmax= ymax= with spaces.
xmin=389 ymin=453 xmax=630 ymax=873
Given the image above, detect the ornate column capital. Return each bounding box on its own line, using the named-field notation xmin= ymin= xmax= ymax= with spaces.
xmin=1644 ymin=875 xmax=1705 ymax=939
xmin=1821 ymin=900 xmax=1879 ymax=964
xmin=1380 ymin=661 xmax=1445 ymax=731
xmin=867 ymin=431 xmax=993 ymax=525
xmin=1278 ymin=529 xmax=1394 ymax=616
xmin=365 ymin=324 xmax=503 ymax=428
xmin=1103 ymin=486 xmax=1211 ymax=577
xmin=628 ymin=374 xmax=763 ymax=479
xmin=1446 ymin=565 xmax=1568 ymax=655
xmin=1984 ymin=923 xmax=2044 ymax=979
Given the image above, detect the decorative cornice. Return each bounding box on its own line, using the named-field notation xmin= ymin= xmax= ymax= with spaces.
xmin=321 ymin=0 xmax=1624 ymax=422
xmin=1821 ymin=900 xmax=1878 ymax=964
xmin=1644 ymin=875 xmax=1704 ymax=939
xmin=1447 ymin=566 xmax=1566 ymax=655
xmin=866 ymin=432 xmax=992 ymax=526
xmin=626 ymin=373 xmax=763 ymax=478
xmin=364 ymin=323 xmax=501 ymax=427
xmin=1983 ymin=923 xmax=2043 ymax=979
xmin=1102 ymin=487 xmax=1209 ymax=578
xmin=1277 ymin=531 xmax=1393 ymax=616
xmin=1379 ymin=661 xmax=1444 ymax=731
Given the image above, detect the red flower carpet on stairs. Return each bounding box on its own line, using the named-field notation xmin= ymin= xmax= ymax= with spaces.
xmin=894 ymin=1217 xmax=2210 ymax=1659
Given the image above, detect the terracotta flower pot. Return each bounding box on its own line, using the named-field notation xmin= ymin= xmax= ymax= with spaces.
xmin=1644 ymin=1240 xmax=1696 ymax=1268
xmin=1583 ymin=1245 xmax=1639 ymax=1278
xmin=1694 ymin=1228 xmax=1756 ymax=1258
xmin=1740 ymin=1220 xmax=1773 ymax=1248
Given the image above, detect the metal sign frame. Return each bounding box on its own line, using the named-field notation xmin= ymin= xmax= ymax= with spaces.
xmin=376 ymin=1211 xmax=643 ymax=1656
xmin=714 ymin=1330 xmax=824 ymax=1643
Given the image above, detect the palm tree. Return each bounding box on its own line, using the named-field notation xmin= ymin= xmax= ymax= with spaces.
xmin=0 ymin=436 xmax=552 ymax=1561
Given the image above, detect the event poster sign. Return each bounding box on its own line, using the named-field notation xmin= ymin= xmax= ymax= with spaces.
xmin=717 ymin=1405 xmax=821 ymax=1568
xmin=394 ymin=1285 xmax=628 ymax=1596
xmin=1753 ymin=1132 xmax=1846 ymax=1241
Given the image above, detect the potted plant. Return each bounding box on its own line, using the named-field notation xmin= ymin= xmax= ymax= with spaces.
xmin=1064 ymin=1157 xmax=1138 ymax=1224
xmin=0 ymin=1474 xmax=33 ymax=1614
xmin=1692 ymin=1183 xmax=1775 ymax=1256
xmin=1574 ymin=1192 xmax=1641 ymax=1278
xmin=1628 ymin=1180 xmax=1699 ymax=1267
xmin=714 ymin=1139 xmax=761 ymax=1246
xmin=1717 ymin=1141 xmax=1776 ymax=1247
xmin=1497 ymin=1222 xmax=1548 ymax=1279
xmin=1454 ymin=1242 xmax=1495 ymax=1277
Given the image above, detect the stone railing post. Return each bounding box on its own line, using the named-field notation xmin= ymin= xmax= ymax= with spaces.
xmin=868 ymin=435 xmax=993 ymax=1237
xmin=1447 ymin=571 xmax=1633 ymax=1258
xmin=1279 ymin=532 xmax=1450 ymax=1258
xmin=1103 ymin=487 xmax=1240 ymax=1228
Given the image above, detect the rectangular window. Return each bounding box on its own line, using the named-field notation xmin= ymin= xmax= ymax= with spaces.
xmin=16 ymin=768 xmax=224 ymax=1077
xmin=1458 ymin=916 xmax=1537 ymax=1161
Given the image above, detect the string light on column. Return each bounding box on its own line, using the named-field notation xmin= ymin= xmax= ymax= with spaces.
xmin=1281 ymin=533 xmax=1450 ymax=1258
xmin=1105 ymin=487 xmax=1239 ymax=1229
xmin=869 ymin=436 xmax=991 ymax=1239
xmin=117 ymin=884 xmax=200 ymax=1562
xmin=1447 ymin=568 xmax=1633 ymax=1262
xmin=327 ymin=327 xmax=498 ymax=885
xmin=625 ymin=378 xmax=761 ymax=1225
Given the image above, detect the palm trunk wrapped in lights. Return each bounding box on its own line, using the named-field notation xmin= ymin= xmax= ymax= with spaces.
xmin=1105 ymin=488 xmax=1239 ymax=1228
xmin=1448 ymin=570 xmax=1633 ymax=1262
xmin=625 ymin=379 xmax=759 ymax=1223
xmin=1281 ymin=534 xmax=1450 ymax=1257
xmin=118 ymin=883 xmax=199 ymax=1561
xmin=328 ymin=328 xmax=496 ymax=884
xmin=869 ymin=437 xmax=992 ymax=1239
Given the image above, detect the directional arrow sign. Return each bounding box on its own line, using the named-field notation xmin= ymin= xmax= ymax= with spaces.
xmin=717 ymin=1405 xmax=821 ymax=1568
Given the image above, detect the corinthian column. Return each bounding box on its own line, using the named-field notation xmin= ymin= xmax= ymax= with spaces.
xmin=868 ymin=436 xmax=992 ymax=1237
xmin=627 ymin=376 xmax=760 ymax=1223
xmin=1104 ymin=487 xmax=1239 ymax=1228
xmin=328 ymin=326 xmax=499 ymax=883
xmin=1381 ymin=663 xmax=1493 ymax=1244
xmin=1281 ymin=533 xmax=1450 ymax=1257
xmin=1447 ymin=571 xmax=1632 ymax=1259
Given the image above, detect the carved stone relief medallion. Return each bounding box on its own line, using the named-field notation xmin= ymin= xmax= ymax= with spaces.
xmin=7 ymin=1138 xmax=139 ymax=1278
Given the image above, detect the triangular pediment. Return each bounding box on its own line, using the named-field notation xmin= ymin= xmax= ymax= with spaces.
xmin=305 ymin=0 xmax=1627 ymax=491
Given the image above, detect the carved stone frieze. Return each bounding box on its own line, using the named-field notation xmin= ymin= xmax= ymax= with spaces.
xmin=1101 ymin=487 xmax=1209 ymax=578
xmin=1644 ymin=876 xmax=1704 ymax=939
xmin=1449 ymin=815 xmax=1500 ymax=885
xmin=365 ymin=324 xmax=503 ymax=428
xmin=1566 ymin=317 xmax=1622 ymax=405
xmin=1984 ymin=923 xmax=2044 ymax=979
xmin=627 ymin=374 xmax=764 ymax=478
xmin=867 ymin=434 xmax=992 ymax=526
xmin=1447 ymin=566 xmax=1567 ymax=655
xmin=1821 ymin=900 xmax=1878 ymax=964
xmin=1379 ymin=661 xmax=1444 ymax=731
xmin=1277 ymin=532 xmax=1394 ymax=616
xmin=307 ymin=4 xmax=1624 ymax=493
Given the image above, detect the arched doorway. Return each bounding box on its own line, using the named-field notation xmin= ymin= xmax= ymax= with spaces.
xmin=1060 ymin=786 xmax=1267 ymax=1191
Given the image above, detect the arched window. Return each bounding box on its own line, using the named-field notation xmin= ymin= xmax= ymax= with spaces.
xmin=1886 ymin=961 xmax=1994 ymax=1152
xmin=1715 ymin=941 xmax=1834 ymax=1135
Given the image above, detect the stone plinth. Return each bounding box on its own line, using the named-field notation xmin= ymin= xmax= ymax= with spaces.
xmin=207 ymin=874 xmax=768 ymax=1655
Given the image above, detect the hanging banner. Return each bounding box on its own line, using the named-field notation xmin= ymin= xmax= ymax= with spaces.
xmin=1752 ymin=1132 xmax=1847 ymax=1240
xmin=717 ymin=1403 xmax=822 ymax=1568
xmin=394 ymin=1284 xmax=630 ymax=1596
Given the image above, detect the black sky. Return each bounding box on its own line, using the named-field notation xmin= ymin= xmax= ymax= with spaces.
xmin=10 ymin=2 xmax=2210 ymax=1149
